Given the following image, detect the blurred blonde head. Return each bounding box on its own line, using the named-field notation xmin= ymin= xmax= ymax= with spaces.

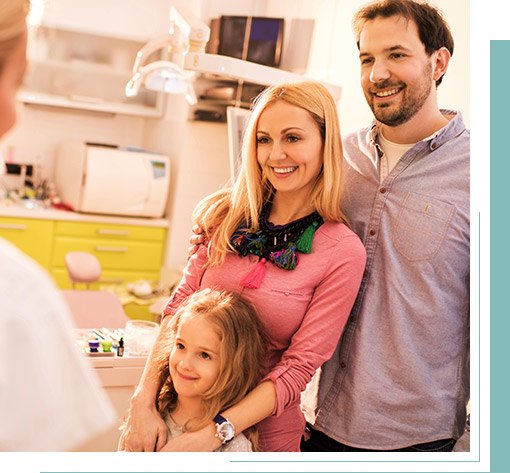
xmin=193 ymin=81 xmax=347 ymax=267
xmin=0 ymin=0 xmax=29 ymax=72
xmin=0 ymin=0 xmax=29 ymax=139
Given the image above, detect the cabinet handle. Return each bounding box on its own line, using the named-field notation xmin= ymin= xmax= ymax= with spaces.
xmin=0 ymin=223 xmax=27 ymax=230
xmin=96 ymin=229 xmax=130 ymax=236
xmin=95 ymin=246 xmax=128 ymax=253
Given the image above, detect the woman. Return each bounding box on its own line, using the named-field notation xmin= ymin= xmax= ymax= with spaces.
xmin=120 ymin=81 xmax=366 ymax=452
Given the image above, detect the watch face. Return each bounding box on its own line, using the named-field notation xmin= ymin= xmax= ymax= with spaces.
xmin=218 ymin=422 xmax=235 ymax=441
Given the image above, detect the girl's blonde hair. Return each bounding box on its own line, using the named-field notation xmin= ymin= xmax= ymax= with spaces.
xmin=155 ymin=288 xmax=267 ymax=450
xmin=193 ymin=80 xmax=347 ymax=267
xmin=0 ymin=0 xmax=29 ymax=72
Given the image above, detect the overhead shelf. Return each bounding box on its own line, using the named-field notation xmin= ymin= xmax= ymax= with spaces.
xmin=20 ymin=25 xmax=166 ymax=117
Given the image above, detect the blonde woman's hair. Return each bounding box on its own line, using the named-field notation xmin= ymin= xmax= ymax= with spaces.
xmin=193 ymin=80 xmax=347 ymax=267
xmin=155 ymin=288 xmax=267 ymax=450
xmin=0 ymin=0 xmax=29 ymax=72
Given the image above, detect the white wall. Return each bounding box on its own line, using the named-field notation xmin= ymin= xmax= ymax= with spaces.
xmin=2 ymin=104 xmax=145 ymax=180
xmin=200 ymin=0 xmax=268 ymax=19
xmin=34 ymin=0 xmax=178 ymax=41
xmin=433 ymin=0 xmax=470 ymax=124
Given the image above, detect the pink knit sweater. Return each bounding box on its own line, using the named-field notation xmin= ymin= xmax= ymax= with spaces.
xmin=163 ymin=221 xmax=366 ymax=451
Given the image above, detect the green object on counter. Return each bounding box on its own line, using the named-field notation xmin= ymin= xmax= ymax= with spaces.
xmin=101 ymin=340 xmax=113 ymax=352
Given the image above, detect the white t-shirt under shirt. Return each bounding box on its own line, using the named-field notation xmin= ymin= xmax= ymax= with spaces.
xmin=377 ymin=128 xmax=416 ymax=181
xmin=378 ymin=127 xmax=443 ymax=181
xmin=0 ymin=238 xmax=116 ymax=451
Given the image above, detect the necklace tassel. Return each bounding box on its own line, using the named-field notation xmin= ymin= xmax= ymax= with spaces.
xmin=269 ymin=244 xmax=298 ymax=270
xmin=296 ymin=222 xmax=318 ymax=254
xmin=241 ymin=258 xmax=267 ymax=288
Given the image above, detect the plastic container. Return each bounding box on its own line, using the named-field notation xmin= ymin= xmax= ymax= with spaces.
xmin=124 ymin=320 xmax=159 ymax=356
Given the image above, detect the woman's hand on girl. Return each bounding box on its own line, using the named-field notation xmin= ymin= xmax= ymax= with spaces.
xmin=187 ymin=224 xmax=206 ymax=257
xmin=118 ymin=402 xmax=168 ymax=452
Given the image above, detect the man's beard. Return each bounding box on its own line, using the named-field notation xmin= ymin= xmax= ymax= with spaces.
xmin=368 ymin=62 xmax=433 ymax=127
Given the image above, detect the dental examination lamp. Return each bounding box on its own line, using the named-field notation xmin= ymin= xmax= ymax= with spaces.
xmin=125 ymin=6 xmax=342 ymax=104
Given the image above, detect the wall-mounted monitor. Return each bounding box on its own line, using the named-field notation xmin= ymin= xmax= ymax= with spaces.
xmin=211 ymin=16 xmax=284 ymax=68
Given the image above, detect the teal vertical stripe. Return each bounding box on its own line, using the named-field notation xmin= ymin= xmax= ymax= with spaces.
xmin=490 ymin=40 xmax=510 ymax=473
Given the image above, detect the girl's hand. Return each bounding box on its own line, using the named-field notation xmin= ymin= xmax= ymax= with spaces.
xmin=158 ymin=423 xmax=220 ymax=452
xmin=118 ymin=402 xmax=168 ymax=452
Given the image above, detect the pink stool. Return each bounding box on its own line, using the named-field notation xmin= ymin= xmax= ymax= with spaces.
xmin=65 ymin=251 xmax=102 ymax=289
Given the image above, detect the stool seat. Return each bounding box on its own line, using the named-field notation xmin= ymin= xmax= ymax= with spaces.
xmin=65 ymin=251 xmax=101 ymax=286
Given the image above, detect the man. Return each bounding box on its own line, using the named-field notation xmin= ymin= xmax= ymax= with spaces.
xmin=301 ymin=0 xmax=469 ymax=452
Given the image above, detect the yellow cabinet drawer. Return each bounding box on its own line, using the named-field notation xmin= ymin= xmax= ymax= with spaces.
xmin=52 ymin=236 xmax=164 ymax=271
xmin=123 ymin=304 xmax=155 ymax=322
xmin=0 ymin=217 xmax=53 ymax=268
xmin=52 ymin=268 xmax=160 ymax=289
xmin=55 ymin=221 xmax=165 ymax=242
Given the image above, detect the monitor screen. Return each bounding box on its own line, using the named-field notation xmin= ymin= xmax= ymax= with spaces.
xmin=247 ymin=18 xmax=283 ymax=67
xmin=218 ymin=16 xmax=247 ymax=60
xmin=218 ymin=16 xmax=284 ymax=68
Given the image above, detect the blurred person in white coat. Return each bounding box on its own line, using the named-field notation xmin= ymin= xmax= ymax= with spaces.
xmin=0 ymin=0 xmax=115 ymax=451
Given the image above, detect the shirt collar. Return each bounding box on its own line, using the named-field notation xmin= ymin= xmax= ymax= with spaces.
xmin=368 ymin=110 xmax=466 ymax=150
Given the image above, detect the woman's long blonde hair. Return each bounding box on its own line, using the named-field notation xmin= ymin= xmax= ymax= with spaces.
xmin=155 ymin=288 xmax=267 ymax=450
xmin=193 ymin=81 xmax=347 ymax=267
xmin=0 ymin=0 xmax=29 ymax=72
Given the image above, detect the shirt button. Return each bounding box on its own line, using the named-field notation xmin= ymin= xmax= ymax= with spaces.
xmin=284 ymin=292 xmax=289 ymax=296
xmin=369 ymin=229 xmax=376 ymax=236
xmin=340 ymin=362 xmax=347 ymax=369
xmin=380 ymin=187 xmax=387 ymax=194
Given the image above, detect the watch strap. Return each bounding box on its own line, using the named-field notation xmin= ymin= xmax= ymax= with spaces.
xmin=213 ymin=414 xmax=228 ymax=424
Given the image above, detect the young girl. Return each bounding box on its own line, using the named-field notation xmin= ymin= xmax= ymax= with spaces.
xmin=152 ymin=288 xmax=267 ymax=452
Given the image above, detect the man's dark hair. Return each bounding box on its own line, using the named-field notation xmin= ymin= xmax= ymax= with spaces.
xmin=353 ymin=0 xmax=454 ymax=86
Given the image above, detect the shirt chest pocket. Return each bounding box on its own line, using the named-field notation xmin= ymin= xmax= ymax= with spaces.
xmin=393 ymin=191 xmax=455 ymax=261
xmin=270 ymin=288 xmax=313 ymax=300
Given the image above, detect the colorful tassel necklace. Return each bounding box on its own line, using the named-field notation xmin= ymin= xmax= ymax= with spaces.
xmin=230 ymin=203 xmax=323 ymax=288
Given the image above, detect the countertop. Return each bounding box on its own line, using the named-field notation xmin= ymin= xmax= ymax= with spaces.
xmin=0 ymin=202 xmax=169 ymax=228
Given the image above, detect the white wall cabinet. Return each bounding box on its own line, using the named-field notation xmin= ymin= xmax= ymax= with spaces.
xmin=37 ymin=0 xmax=175 ymax=42
xmin=20 ymin=26 xmax=166 ymax=117
xmin=18 ymin=0 xmax=177 ymax=117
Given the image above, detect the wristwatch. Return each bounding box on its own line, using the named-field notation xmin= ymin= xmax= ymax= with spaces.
xmin=213 ymin=414 xmax=235 ymax=444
